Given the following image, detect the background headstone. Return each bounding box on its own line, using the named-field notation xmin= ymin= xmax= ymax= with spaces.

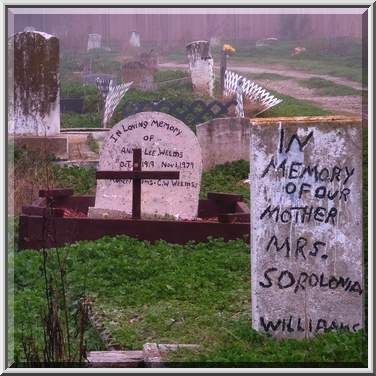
xmin=83 ymin=73 xmax=116 ymax=86
xmin=250 ymin=120 xmax=363 ymax=339
xmin=87 ymin=33 xmax=102 ymax=51
xmin=122 ymin=50 xmax=158 ymax=91
xmin=88 ymin=112 xmax=202 ymax=220
xmin=129 ymin=31 xmax=141 ymax=48
xmin=186 ymin=40 xmax=214 ymax=97
xmin=209 ymin=36 xmax=221 ymax=48
xmin=10 ymin=30 xmax=60 ymax=136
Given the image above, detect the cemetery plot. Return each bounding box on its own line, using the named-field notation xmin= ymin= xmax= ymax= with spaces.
xmin=18 ymin=188 xmax=250 ymax=250
xmin=250 ymin=119 xmax=363 ymax=339
xmin=18 ymin=112 xmax=250 ymax=250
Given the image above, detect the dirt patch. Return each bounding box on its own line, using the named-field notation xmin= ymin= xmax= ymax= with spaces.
xmin=255 ymin=79 xmax=362 ymax=116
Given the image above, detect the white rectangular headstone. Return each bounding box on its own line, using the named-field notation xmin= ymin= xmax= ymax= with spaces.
xmin=87 ymin=33 xmax=102 ymax=51
xmin=250 ymin=120 xmax=363 ymax=339
xmin=88 ymin=112 xmax=202 ymax=220
xmin=10 ymin=30 xmax=60 ymax=136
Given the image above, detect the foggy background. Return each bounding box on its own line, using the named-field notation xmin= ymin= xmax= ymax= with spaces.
xmin=10 ymin=12 xmax=363 ymax=52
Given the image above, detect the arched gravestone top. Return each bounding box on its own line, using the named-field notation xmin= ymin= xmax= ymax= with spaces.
xmin=90 ymin=112 xmax=202 ymax=220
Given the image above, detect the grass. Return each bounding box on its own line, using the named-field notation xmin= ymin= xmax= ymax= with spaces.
xmin=86 ymin=134 xmax=100 ymax=154
xmin=13 ymin=236 xmax=366 ymax=366
xmin=11 ymin=143 xmax=368 ymax=365
xmin=50 ymin=160 xmax=251 ymax=203
xmin=231 ymin=38 xmax=364 ymax=83
xmin=259 ymin=91 xmax=332 ymax=118
xmin=154 ymin=69 xmax=189 ymax=82
xmin=52 ymin=165 xmax=96 ymax=196
xmin=59 ymin=73 xmax=331 ymax=129
xmin=60 ymin=49 xmax=124 ymax=82
xmin=61 ymin=113 xmax=101 ymax=129
xmin=298 ymin=77 xmax=362 ymax=96
xmin=200 ymin=160 xmax=250 ymax=202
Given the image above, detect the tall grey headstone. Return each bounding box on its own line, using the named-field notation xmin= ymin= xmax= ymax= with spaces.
xmin=10 ymin=30 xmax=60 ymax=136
xmin=250 ymin=120 xmax=363 ymax=339
xmin=87 ymin=33 xmax=102 ymax=51
xmin=186 ymin=41 xmax=214 ymax=97
xmin=88 ymin=112 xmax=202 ymax=220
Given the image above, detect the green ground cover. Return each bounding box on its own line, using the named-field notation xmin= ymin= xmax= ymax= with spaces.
xmin=59 ymin=45 xmax=337 ymax=129
xmin=60 ymin=74 xmax=331 ymax=129
xmin=259 ymin=91 xmax=331 ymax=118
xmin=11 ymin=152 xmax=368 ymax=366
xmin=154 ymin=69 xmax=189 ymax=82
xmin=298 ymin=77 xmax=362 ymax=96
xmin=13 ymin=236 xmax=366 ymax=366
xmin=49 ymin=160 xmax=250 ymax=200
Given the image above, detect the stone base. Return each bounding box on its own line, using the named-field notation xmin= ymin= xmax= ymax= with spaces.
xmin=87 ymin=207 xmax=133 ymax=220
xmin=87 ymin=207 xmax=179 ymax=221
xmin=11 ymin=135 xmax=68 ymax=160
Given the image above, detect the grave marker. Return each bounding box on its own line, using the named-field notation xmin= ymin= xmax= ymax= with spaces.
xmin=250 ymin=120 xmax=363 ymax=339
xmin=10 ymin=30 xmax=60 ymax=136
xmin=96 ymin=149 xmax=180 ymax=219
xmin=88 ymin=112 xmax=202 ymax=220
xmin=83 ymin=73 xmax=115 ymax=86
xmin=122 ymin=50 xmax=157 ymax=91
xmin=129 ymin=31 xmax=141 ymax=48
xmin=87 ymin=33 xmax=102 ymax=51
xmin=186 ymin=41 xmax=214 ymax=97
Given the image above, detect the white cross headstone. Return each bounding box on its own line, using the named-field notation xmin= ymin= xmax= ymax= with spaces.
xmin=88 ymin=112 xmax=202 ymax=220
xmin=250 ymin=120 xmax=363 ymax=339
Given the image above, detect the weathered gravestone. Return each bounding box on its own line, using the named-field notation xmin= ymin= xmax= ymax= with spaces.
xmin=250 ymin=120 xmax=363 ymax=339
xmin=87 ymin=33 xmax=102 ymax=51
xmin=88 ymin=112 xmax=202 ymax=220
xmin=122 ymin=50 xmax=158 ymax=91
xmin=186 ymin=41 xmax=214 ymax=97
xmin=10 ymin=30 xmax=60 ymax=136
xmin=129 ymin=31 xmax=141 ymax=48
